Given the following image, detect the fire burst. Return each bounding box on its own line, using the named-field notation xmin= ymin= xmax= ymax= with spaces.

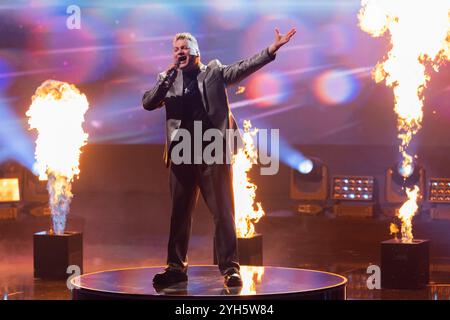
xmin=240 ymin=266 xmax=265 ymax=295
xmin=397 ymin=186 xmax=420 ymax=241
xmin=232 ymin=120 xmax=265 ymax=238
xmin=358 ymin=0 xmax=449 ymax=241
xmin=26 ymin=80 xmax=89 ymax=235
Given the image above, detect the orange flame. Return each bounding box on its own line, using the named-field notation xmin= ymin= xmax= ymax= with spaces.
xmin=358 ymin=0 xmax=449 ymax=240
xmin=397 ymin=186 xmax=420 ymax=242
xmin=232 ymin=120 xmax=265 ymax=238
xmin=26 ymin=80 xmax=89 ymax=234
xmin=240 ymin=266 xmax=265 ymax=295
xmin=235 ymin=86 xmax=246 ymax=95
xmin=389 ymin=222 xmax=399 ymax=239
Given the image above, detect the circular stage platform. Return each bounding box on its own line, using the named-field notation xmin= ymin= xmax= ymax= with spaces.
xmin=71 ymin=265 xmax=347 ymax=300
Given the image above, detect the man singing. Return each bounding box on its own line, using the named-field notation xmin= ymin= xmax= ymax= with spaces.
xmin=142 ymin=28 xmax=296 ymax=287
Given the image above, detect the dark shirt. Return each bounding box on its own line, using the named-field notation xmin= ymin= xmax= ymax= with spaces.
xmin=174 ymin=67 xmax=219 ymax=164
xmin=181 ymin=68 xmax=210 ymax=126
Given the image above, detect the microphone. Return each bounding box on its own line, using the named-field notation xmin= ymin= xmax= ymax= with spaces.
xmin=176 ymin=55 xmax=187 ymax=67
xmin=164 ymin=56 xmax=187 ymax=86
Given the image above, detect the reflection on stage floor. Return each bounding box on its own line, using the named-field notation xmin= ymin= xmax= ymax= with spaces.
xmin=71 ymin=265 xmax=347 ymax=300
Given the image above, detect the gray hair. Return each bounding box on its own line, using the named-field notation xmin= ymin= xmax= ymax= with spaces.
xmin=173 ymin=32 xmax=200 ymax=56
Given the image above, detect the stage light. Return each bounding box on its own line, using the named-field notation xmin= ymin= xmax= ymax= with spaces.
xmin=245 ymin=72 xmax=289 ymax=108
xmin=0 ymin=178 xmax=20 ymax=202
xmin=0 ymin=177 xmax=20 ymax=220
xmin=313 ymin=69 xmax=361 ymax=105
xmin=398 ymin=162 xmax=414 ymax=179
xmin=385 ymin=161 xmax=425 ymax=205
xmin=0 ymin=56 xmax=13 ymax=92
xmin=332 ymin=175 xmax=377 ymax=217
xmin=0 ymin=160 xmax=48 ymax=217
xmin=298 ymin=159 xmax=313 ymax=174
xmin=428 ymin=178 xmax=450 ymax=220
xmin=290 ymin=157 xmax=328 ymax=214
xmin=0 ymin=99 xmax=35 ymax=170
xmin=428 ymin=178 xmax=450 ymax=203
xmin=332 ymin=176 xmax=375 ymax=201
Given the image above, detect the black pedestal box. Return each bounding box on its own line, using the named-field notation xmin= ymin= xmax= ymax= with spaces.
xmin=33 ymin=231 xmax=83 ymax=280
xmin=381 ymin=239 xmax=429 ymax=289
xmin=214 ymin=234 xmax=263 ymax=266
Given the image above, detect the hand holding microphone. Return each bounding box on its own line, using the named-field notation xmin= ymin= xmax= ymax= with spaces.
xmin=162 ymin=56 xmax=187 ymax=87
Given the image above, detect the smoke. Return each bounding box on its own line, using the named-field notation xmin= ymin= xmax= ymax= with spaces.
xmin=47 ymin=174 xmax=73 ymax=235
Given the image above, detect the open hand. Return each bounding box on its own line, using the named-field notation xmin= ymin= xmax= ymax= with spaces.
xmin=269 ymin=27 xmax=296 ymax=55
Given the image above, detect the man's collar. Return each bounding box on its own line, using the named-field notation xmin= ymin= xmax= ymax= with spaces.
xmin=181 ymin=63 xmax=205 ymax=75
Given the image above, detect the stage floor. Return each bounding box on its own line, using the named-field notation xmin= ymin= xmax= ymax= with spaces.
xmin=3 ymin=214 xmax=450 ymax=300
xmin=71 ymin=265 xmax=347 ymax=300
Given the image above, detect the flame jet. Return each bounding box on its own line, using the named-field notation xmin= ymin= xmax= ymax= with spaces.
xmin=358 ymin=0 xmax=449 ymax=241
xmin=232 ymin=120 xmax=265 ymax=238
xmin=27 ymin=80 xmax=89 ymax=235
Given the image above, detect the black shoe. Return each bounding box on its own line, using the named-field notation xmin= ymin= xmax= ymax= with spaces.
xmin=153 ymin=269 xmax=188 ymax=287
xmin=224 ymin=272 xmax=243 ymax=287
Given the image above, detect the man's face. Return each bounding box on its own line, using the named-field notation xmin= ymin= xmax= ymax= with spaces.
xmin=173 ymin=39 xmax=198 ymax=70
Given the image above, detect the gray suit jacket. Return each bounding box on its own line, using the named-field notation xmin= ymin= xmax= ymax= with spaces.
xmin=142 ymin=47 xmax=276 ymax=167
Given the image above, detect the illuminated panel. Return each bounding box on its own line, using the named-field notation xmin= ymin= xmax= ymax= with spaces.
xmin=332 ymin=175 xmax=374 ymax=201
xmin=429 ymin=178 xmax=450 ymax=203
xmin=0 ymin=178 xmax=20 ymax=202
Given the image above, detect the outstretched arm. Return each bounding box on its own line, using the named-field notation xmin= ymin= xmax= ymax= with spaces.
xmin=221 ymin=27 xmax=296 ymax=86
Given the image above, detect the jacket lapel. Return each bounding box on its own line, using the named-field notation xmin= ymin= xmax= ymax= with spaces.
xmin=197 ymin=63 xmax=208 ymax=111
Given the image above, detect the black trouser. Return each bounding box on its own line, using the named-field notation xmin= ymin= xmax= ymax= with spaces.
xmin=166 ymin=163 xmax=240 ymax=275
